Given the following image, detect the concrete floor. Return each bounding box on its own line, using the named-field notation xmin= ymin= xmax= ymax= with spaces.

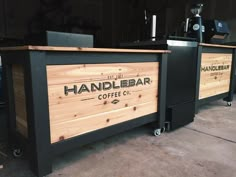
xmin=0 ymin=96 xmax=236 ymax=177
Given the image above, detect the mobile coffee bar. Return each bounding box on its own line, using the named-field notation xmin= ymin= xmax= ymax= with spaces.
xmin=195 ymin=43 xmax=236 ymax=113
xmin=1 ymin=46 xmax=169 ymax=177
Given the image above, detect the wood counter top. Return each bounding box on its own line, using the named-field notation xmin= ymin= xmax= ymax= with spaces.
xmin=199 ymin=43 xmax=236 ymax=49
xmin=0 ymin=45 xmax=170 ymax=54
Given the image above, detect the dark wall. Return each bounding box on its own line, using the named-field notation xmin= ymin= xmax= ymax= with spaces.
xmin=1 ymin=0 xmax=40 ymax=39
xmin=0 ymin=0 xmax=236 ymax=47
xmin=200 ymin=0 xmax=235 ymax=20
xmin=106 ymin=0 xmax=145 ymax=46
xmin=0 ymin=0 xmax=104 ymax=43
xmin=108 ymin=0 xmax=189 ymax=45
xmin=0 ymin=0 xmax=5 ymax=38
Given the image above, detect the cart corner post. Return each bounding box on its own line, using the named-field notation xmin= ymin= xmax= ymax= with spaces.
xmin=1 ymin=51 xmax=30 ymax=149
xmin=157 ymin=53 xmax=168 ymax=129
xmin=24 ymin=51 xmax=52 ymax=177
xmin=194 ymin=46 xmax=203 ymax=114
xmin=2 ymin=62 xmax=16 ymax=146
xmin=224 ymin=48 xmax=236 ymax=103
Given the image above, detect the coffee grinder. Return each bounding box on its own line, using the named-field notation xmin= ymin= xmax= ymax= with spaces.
xmin=185 ymin=3 xmax=204 ymax=42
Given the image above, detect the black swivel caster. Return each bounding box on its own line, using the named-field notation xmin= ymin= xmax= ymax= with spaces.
xmin=13 ymin=148 xmax=23 ymax=158
xmin=153 ymin=127 xmax=165 ymax=137
xmin=227 ymin=102 xmax=232 ymax=107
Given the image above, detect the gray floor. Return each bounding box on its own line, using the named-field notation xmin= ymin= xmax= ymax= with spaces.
xmin=0 ymin=96 xmax=236 ymax=177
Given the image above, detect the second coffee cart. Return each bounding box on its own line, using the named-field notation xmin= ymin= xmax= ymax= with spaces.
xmin=195 ymin=43 xmax=236 ymax=113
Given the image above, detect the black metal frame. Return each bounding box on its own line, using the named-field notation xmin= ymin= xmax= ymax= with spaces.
xmin=120 ymin=40 xmax=198 ymax=131
xmin=195 ymin=46 xmax=236 ymax=113
xmin=2 ymin=50 xmax=168 ymax=177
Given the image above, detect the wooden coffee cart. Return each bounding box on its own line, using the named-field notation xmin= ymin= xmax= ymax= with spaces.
xmin=195 ymin=43 xmax=236 ymax=113
xmin=1 ymin=46 xmax=169 ymax=177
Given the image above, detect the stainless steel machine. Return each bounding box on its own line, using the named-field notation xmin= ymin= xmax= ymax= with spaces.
xmin=143 ymin=10 xmax=157 ymax=41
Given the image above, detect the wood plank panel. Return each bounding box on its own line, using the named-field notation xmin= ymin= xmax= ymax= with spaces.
xmin=47 ymin=62 xmax=159 ymax=143
xmin=50 ymin=101 xmax=157 ymax=143
xmin=12 ymin=65 xmax=28 ymax=138
xmin=199 ymin=53 xmax=232 ymax=100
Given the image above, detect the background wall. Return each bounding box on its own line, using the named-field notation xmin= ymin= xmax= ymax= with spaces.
xmin=0 ymin=0 xmax=40 ymax=39
xmin=0 ymin=0 xmax=236 ymax=47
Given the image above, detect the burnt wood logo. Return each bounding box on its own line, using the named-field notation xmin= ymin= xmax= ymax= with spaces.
xmin=64 ymin=77 xmax=151 ymax=96
xmin=201 ymin=65 xmax=230 ymax=72
xmin=111 ymin=99 xmax=120 ymax=104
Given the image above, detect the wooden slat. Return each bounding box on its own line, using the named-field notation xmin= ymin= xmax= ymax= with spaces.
xmin=200 ymin=80 xmax=230 ymax=90
xmin=47 ymin=78 xmax=158 ymax=106
xmin=0 ymin=45 xmax=170 ymax=54
xmin=12 ymin=65 xmax=28 ymax=138
xmin=200 ymin=67 xmax=232 ymax=83
xmin=199 ymin=53 xmax=232 ymax=99
xmin=200 ymin=60 xmax=232 ymax=65
xmin=16 ymin=117 xmax=28 ymax=138
xmin=49 ymin=88 xmax=158 ymax=125
xmin=199 ymin=85 xmax=230 ymax=99
xmin=47 ymin=63 xmax=159 ymax=85
xmin=200 ymin=71 xmax=232 ymax=78
xmin=47 ymin=62 xmax=159 ymax=143
xmin=199 ymin=43 xmax=236 ymax=49
xmin=50 ymin=101 xmax=157 ymax=143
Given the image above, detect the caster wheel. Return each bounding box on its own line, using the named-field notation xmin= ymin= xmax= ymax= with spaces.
xmin=153 ymin=127 xmax=165 ymax=137
xmin=13 ymin=148 xmax=23 ymax=158
xmin=153 ymin=129 xmax=161 ymax=136
xmin=227 ymin=102 xmax=232 ymax=107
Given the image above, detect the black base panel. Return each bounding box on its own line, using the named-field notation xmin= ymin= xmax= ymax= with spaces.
xmin=165 ymin=45 xmax=197 ymax=106
xmin=167 ymin=101 xmax=195 ymax=130
xmin=119 ymin=40 xmax=198 ymax=131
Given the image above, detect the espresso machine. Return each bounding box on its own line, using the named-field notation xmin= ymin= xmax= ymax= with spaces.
xmin=204 ymin=20 xmax=230 ymax=44
xmin=185 ymin=3 xmax=204 ymax=42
